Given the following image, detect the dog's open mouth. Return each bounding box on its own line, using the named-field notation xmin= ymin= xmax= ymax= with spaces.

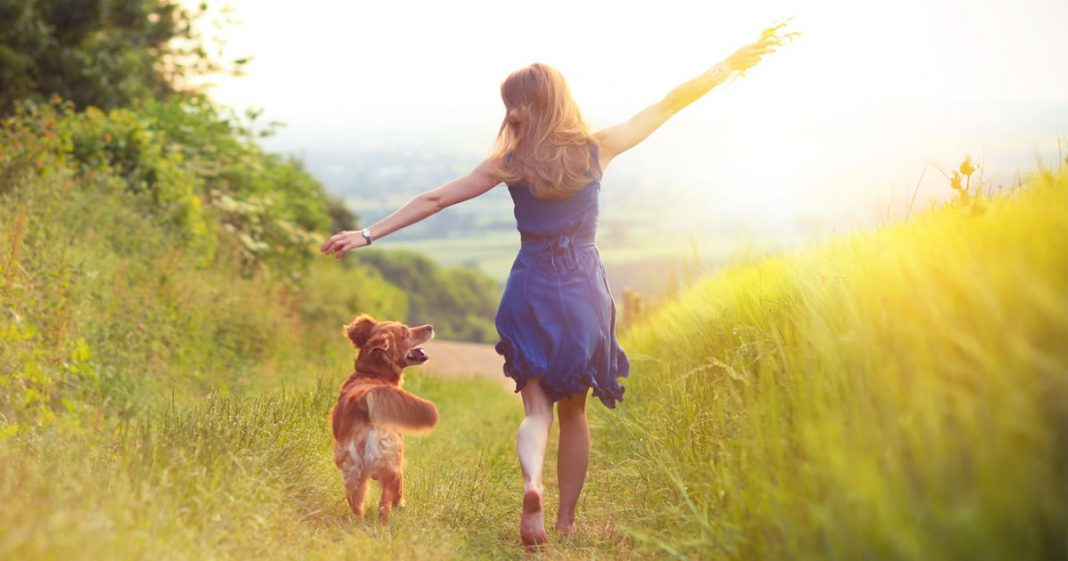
xmin=406 ymin=347 xmax=429 ymax=364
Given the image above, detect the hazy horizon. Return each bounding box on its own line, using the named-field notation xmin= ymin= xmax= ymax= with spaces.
xmin=192 ymin=0 xmax=1068 ymax=254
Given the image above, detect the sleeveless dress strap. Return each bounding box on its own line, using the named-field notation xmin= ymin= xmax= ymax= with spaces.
xmin=587 ymin=140 xmax=603 ymax=180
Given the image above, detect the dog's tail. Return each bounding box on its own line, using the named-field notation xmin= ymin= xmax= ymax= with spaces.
xmin=365 ymin=386 xmax=439 ymax=432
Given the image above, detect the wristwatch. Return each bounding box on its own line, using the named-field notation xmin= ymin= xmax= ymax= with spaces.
xmin=360 ymin=228 xmax=373 ymax=246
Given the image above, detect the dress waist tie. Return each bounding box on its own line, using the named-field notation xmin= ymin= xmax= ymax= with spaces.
xmin=519 ymin=231 xmax=595 ymax=271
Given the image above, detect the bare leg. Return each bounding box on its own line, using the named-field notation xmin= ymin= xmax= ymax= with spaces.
xmin=518 ymin=377 xmax=553 ymax=547
xmin=555 ymin=389 xmax=589 ymax=534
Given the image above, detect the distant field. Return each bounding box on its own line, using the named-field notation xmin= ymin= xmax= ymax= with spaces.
xmin=354 ymin=185 xmax=789 ymax=295
xmin=380 ymin=229 xmax=782 ymax=296
xmin=379 ymin=232 xmax=520 ymax=280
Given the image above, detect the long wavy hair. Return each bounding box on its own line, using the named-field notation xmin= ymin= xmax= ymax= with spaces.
xmin=488 ymin=63 xmax=594 ymax=200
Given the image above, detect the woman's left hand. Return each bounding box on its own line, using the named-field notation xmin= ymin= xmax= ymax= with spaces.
xmin=724 ymin=36 xmax=780 ymax=73
xmin=320 ymin=231 xmax=369 ymax=259
xmin=724 ymin=20 xmax=797 ymax=75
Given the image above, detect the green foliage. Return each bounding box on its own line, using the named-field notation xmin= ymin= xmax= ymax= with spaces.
xmin=138 ymin=98 xmax=345 ymax=276
xmin=325 ymin=194 xmax=359 ymax=233
xmin=0 ymin=0 xmax=222 ymax=114
xmin=0 ymin=95 xmax=500 ymax=431
xmin=0 ymin=166 xmax=313 ymax=424
xmin=0 ymin=98 xmax=394 ymax=427
xmin=598 ymin=169 xmax=1068 ymax=560
xmin=297 ymin=260 xmax=409 ymax=345
xmin=353 ymin=249 xmax=501 ymax=343
xmin=0 ymin=97 xmax=353 ymax=280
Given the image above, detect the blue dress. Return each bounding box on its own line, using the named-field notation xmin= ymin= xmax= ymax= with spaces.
xmin=494 ymin=141 xmax=630 ymax=408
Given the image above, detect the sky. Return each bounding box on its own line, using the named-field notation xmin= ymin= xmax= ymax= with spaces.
xmin=196 ymin=0 xmax=1068 ymax=241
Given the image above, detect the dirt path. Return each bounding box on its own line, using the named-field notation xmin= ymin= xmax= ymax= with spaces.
xmin=421 ymin=339 xmax=515 ymax=391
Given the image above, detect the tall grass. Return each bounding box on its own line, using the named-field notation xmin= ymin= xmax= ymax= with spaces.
xmin=0 ymin=375 xmax=523 ymax=561
xmin=0 ymin=370 xmax=650 ymax=560
xmin=600 ymin=169 xmax=1068 ymax=559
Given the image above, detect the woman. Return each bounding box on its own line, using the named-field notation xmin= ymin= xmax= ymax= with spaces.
xmin=321 ymin=32 xmax=780 ymax=546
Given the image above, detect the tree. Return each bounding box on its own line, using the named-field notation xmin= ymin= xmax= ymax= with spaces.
xmin=0 ymin=0 xmax=225 ymax=114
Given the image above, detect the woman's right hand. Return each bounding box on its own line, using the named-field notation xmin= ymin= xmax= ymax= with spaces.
xmin=320 ymin=230 xmax=369 ymax=259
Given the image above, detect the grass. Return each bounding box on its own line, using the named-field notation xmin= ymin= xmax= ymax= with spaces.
xmin=598 ymin=168 xmax=1068 ymax=559
xmin=0 ymin=373 xmax=646 ymax=560
xmin=3 ymin=135 xmax=1065 ymax=559
xmin=0 ymin=100 xmax=642 ymax=559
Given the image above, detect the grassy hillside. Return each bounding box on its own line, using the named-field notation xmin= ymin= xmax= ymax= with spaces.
xmin=597 ymin=167 xmax=1068 ymax=560
xmin=0 ymin=97 xmax=509 ymax=431
xmin=0 ymin=98 xmax=407 ymax=427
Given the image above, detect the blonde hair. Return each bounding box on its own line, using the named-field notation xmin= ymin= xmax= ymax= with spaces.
xmin=488 ymin=63 xmax=594 ymax=200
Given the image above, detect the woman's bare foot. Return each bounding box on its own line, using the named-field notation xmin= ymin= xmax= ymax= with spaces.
xmin=519 ymin=485 xmax=547 ymax=549
xmin=553 ymin=519 xmax=576 ymax=535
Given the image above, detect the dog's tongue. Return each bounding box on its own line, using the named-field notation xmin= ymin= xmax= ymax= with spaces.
xmin=409 ymin=347 xmax=428 ymax=362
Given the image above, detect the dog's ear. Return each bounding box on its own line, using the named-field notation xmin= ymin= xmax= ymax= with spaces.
xmin=344 ymin=315 xmax=376 ymax=348
xmin=365 ymin=332 xmax=393 ymax=355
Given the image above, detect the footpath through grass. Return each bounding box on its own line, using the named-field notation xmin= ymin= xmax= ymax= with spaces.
xmin=0 ymin=373 xmax=644 ymax=561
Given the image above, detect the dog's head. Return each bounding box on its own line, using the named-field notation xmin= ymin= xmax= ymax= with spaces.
xmin=344 ymin=314 xmax=434 ymax=382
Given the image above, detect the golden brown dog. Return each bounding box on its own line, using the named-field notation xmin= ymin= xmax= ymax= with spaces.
xmin=330 ymin=314 xmax=439 ymax=521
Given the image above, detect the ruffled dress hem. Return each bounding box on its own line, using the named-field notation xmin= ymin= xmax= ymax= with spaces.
xmin=494 ymin=338 xmax=626 ymax=409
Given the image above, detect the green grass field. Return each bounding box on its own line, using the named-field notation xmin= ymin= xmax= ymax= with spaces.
xmin=600 ymin=167 xmax=1068 ymax=559
xmin=0 ymin=374 xmax=645 ymax=560
xmin=2 ymin=168 xmax=1065 ymax=560
xmin=382 ymin=229 xmax=777 ymax=291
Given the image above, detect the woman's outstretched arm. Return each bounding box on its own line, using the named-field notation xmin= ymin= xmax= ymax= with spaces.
xmin=320 ymin=158 xmax=503 ymax=258
xmin=594 ymin=34 xmax=781 ymax=168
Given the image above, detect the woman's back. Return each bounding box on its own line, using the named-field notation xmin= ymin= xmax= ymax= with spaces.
xmin=496 ymin=139 xmax=628 ymax=409
xmin=506 ymin=141 xmax=603 ymax=240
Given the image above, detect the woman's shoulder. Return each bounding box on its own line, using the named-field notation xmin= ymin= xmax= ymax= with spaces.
xmin=586 ymin=133 xmax=610 ymax=176
xmin=475 ymin=154 xmax=510 ymax=185
xmin=588 ymin=130 xmax=608 ymax=148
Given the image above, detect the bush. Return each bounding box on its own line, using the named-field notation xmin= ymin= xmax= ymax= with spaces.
xmin=351 ymin=249 xmax=501 ymax=342
xmin=0 ymin=98 xmax=406 ymax=427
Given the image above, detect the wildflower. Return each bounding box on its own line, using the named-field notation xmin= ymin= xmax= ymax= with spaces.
xmin=959 ymin=156 xmax=976 ymax=177
xmin=951 ymin=171 xmax=964 ymax=192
